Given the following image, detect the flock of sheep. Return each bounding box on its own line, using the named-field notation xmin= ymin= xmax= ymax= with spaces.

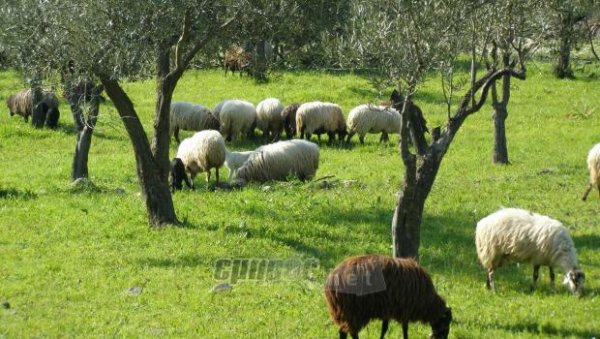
xmin=5 ymin=87 xmax=600 ymax=338
xmin=167 ymin=97 xmax=405 ymax=190
xmin=166 ymin=96 xmax=598 ymax=338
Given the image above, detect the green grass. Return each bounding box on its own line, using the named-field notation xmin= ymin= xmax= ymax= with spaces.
xmin=1 ymin=63 xmax=599 ymax=338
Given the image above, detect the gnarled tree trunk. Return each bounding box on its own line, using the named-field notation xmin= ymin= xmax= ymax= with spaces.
xmin=100 ymin=76 xmax=178 ymax=228
xmin=391 ymin=68 xmax=525 ymax=259
xmin=69 ymin=83 xmax=102 ymax=180
xmin=491 ymin=53 xmax=512 ymax=165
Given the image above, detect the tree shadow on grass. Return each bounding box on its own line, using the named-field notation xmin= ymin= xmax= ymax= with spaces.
xmin=0 ymin=187 xmax=37 ymax=200
xmin=491 ymin=321 xmax=598 ymax=338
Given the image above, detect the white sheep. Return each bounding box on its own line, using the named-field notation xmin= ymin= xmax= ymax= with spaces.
xmin=224 ymin=149 xmax=259 ymax=182
xmin=295 ymin=101 xmax=346 ymax=143
xmin=256 ymin=98 xmax=284 ymax=142
xmin=170 ymin=101 xmax=220 ymax=143
xmin=346 ymin=104 xmax=401 ymax=144
xmin=582 ymin=143 xmax=600 ymax=201
xmin=213 ymin=99 xmax=238 ymax=120
xmin=170 ymin=130 xmax=226 ymax=192
xmin=219 ymin=99 xmax=256 ymax=142
xmin=235 ymin=139 xmax=320 ymax=183
xmin=475 ymin=208 xmax=585 ymax=295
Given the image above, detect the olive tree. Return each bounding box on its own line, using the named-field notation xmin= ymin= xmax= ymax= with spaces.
xmin=478 ymin=0 xmax=545 ymax=164
xmin=347 ymin=0 xmax=527 ymax=259
xmin=545 ymin=0 xmax=599 ymax=78
xmin=1 ymin=0 xmax=242 ymax=227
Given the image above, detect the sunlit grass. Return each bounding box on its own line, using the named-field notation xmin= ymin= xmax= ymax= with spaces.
xmin=1 ymin=61 xmax=599 ymax=337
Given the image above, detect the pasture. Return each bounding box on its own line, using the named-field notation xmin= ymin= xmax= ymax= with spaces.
xmin=0 ymin=63 xmax=599 ymax=338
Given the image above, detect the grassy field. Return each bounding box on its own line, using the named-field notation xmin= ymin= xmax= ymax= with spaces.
xmin=1 ymin=61 xmax=599 ymax=338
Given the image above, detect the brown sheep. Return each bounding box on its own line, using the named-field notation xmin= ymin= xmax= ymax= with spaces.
xmin=281 ymin=102 xmax=302 ymax=139
xmin=6 ymin=89 xmax=60 ymax=128
xmin=223 ymin=45 xmax=251 ymax=76
xmin=324 ymin=255 xmax=452 ymax=339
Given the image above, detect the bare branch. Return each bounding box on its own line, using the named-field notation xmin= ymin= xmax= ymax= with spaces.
xmin=174 ymin=10 xmax=192 ymax=69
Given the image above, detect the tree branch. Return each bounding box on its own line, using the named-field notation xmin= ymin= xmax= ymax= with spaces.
xmin=174 ymin=10 xmax=192 ymax=70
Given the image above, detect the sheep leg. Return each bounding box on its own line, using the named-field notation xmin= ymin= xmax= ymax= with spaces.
xmin=206 ymin=170 xmax=211 ymax=183
xmin=215 ymin=168 xmax=220 ymax=185
xmin=346 ymin=131 xmax=355 ymax=143
xmin=382 ymin=132 xmax=389 ymax=142
xmin=380 ymin=319 xmax=389 ymax=339
xmin=486 ymin=268 xmax=495 ymax=290
xmin=186 ymin=175 xmax=195 ymax=191
xmin=359 ymin=134 xmax=365 ymax=145
xmin=306 ymin=132 xmax=312 ymax=141
xmin=582 ymin=183 xmax=593 ymax=201
xmin=532 ymin=265 xmax=540 ymax=290
xmin=402 ymin=320 xmax=408 ymax=339
xmin=327 ymin=131 xmax=336 ymax=144
xmin=338 ymin=329 xmax=353 ymax=339
xmin=549 ymin=266 xmax=555 ymax=289
xmin=174 ymin=127 xmax=180 ymax=144
xmin=597 ymin=183 xmax=600 ymax=199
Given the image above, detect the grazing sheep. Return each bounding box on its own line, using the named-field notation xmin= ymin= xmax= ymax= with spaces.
xmin=170 ymin=130 xmax=226 ymax=192
xmin=475 ymin=208 xmax=585 ymax=295
xmin=346 ymin=104 xmax=401 ymax=144
xmin=235 ymin=139 xmax=319 ymax=183
xmin=582 ymin=143 xmax=600 ymax=201
xmin=224 ymin=149 xmax=259 ymax=182
xmin=281 ymin=102 xmax=302 ymax=139
xmin=223 ymin=45 xmax=251 ymax=76
xmin=324 ymin=255 xmax=452 ymax=339
xmin=296 ymin=101 xmax=346 ymax=143
xmin=170 ymin=101 xmax=220 ymax=143
xmin=213 ymin=99 xmax=237 ymax=121
xmin=6 ymin=89 xmax=61 ymax=128
xmin=219 ymin=99 xmax=256 ymax=142
xmin=256 ymin=98 xmax=284 ymax=142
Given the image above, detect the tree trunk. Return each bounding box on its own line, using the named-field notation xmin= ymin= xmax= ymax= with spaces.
xmin=554 ymin=11 xmax=575 ymax=79
xmin=491 ymin=63 xmax=511 ymax=165
xmin=151 ymin=48 xmax=179 ymax=182
xmin=70 ymin=85 xmax=100 ymax=180
xmin=391 ymin=152 xmax=440 ymax=260
xmin=100 ymin=76 xmax=178 ymax=228
xmin=253 ymin=40 xmax=268 ymax=82
xmin=492 ymin=102 xmax=509 ymax=164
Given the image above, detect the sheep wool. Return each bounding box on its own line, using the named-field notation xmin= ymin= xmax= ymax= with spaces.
xmin=281 ymin=102 xmax=302 ymax=139
xmin=346 ymin=104 xmax=401 ymax=144
xmin=219 ymin=99 xmax=256 ymax=142
xmin=475 ymin=208 xmax=585 ymax=294
xmin=324 ymin=255 xmax=452 ymax=339
xmin=296 ymin=101 xmax=346 ymax=143
xmin=170 ymin=101 xmax=220 ymax=143
xmin=170 ymin=130 xmax=226 ymax=191
xmin=224 ymin=150 xmax=258 ymax=182
xmin=256 ymin=98 xmax=284 ymax=142
xmin=213 ymin=99 xmax=237 ymax=120
xmin=582 ymin=143 xmax=600 ymax=201
xmin=235 ymin=139 xmax=319 ymax=183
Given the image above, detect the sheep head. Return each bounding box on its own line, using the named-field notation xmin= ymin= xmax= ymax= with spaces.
xmin=170 ymin=158 xmax=190 ymax=193
xmin=207 ymin=113 xmax=220 ymax=131
xmin=563 ymin=269 xmax=585 ymax=296
xmin=429 ymin=306 xmax=452 ymax=339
